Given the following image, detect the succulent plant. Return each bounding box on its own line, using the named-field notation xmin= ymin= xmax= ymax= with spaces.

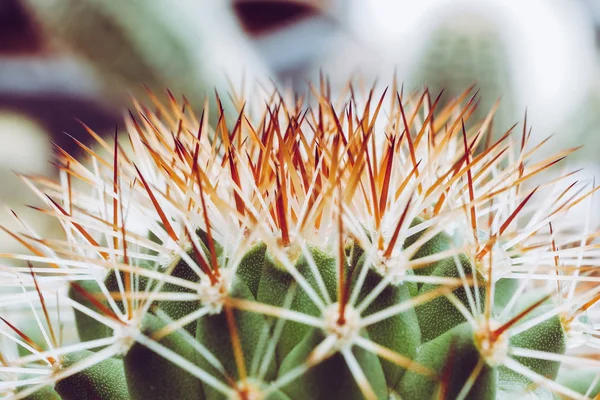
xmin=20 ymin=0 xmax=267 ymax=110
xmin=411 ymin=12 xmax=516 ymax=135
xmin=1 ymin=81 xmax=600 ymax=400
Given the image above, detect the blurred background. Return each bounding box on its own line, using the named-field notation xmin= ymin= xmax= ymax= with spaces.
xmin=1 ymin=0 xmax=600 ymax=247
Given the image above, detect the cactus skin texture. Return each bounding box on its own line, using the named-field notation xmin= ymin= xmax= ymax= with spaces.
xmin=3 ymin=81 xmax=600 ymax=400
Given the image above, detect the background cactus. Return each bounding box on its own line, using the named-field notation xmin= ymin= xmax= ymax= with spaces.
xmin=411 ymin=11 xmax=516 ymax=136
xmin=1 ymin=80 xmax=600 ymax=400
xmin=19 ymin=0 xmax=268 ymax=111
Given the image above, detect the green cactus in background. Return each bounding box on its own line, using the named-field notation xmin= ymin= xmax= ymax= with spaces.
xmin=1 ymin=81 xmax=600 ymax=400
xmin=19 ymin=0 xmax=267 ymax=110
xmin=412 ymin=12 xmax=515 ymax=135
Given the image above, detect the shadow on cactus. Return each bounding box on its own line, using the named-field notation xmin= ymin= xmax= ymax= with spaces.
xmin=1 ymin=80 xmax=600 ymax=400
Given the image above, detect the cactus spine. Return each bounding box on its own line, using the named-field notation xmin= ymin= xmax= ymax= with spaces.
xmin=1 ymin=81 xmax=599 ymax=400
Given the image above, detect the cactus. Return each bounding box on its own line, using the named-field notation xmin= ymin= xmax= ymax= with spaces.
xmin=20 ymin=0 xmax=267 ymax=110
xmin=1 ymin=81 xmax=600 ymax=400
xmin=411 ymin=12 xmax=515 ymax=135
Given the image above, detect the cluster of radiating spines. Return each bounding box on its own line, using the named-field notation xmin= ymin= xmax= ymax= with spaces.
xmin=1 ymin=79 xmax=600 ymax=399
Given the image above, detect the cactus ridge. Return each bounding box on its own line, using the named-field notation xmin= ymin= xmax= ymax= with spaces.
xmin=2 ymin=81 xmax=600 ymax=400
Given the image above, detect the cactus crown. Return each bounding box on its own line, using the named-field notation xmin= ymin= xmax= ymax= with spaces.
xmin=1 ymin=80 xmax=600 ymax=400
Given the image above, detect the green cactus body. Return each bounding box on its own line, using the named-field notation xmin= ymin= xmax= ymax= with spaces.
xmin=69 ymin=279 xmax=114 ymax=342
xmin=498 ymin=297 xmax=567 ymax=390
xmin=416 ymin=253 xmax=486 ymax=342
xmin=351 ymin=267 xmax=420 ymax=387
xmin=69 ymin=266 xmax=151 ymax=344
xmin=398 ymin=322 xmax=498 ymax=400
xmin=157 ymin=253 xmax=202 ymax=336
xmin=278 ymin=328 xmax=387 ymax=400
xmin=61 ymin=226 xmax=570 ymax=399
xmin=124 ymin=314 xmax=202 ymax=400
xmin=196 ymin=279 xmax=276 ymax=399
xmin=404 ymin=217 xmax=454 ymax=280
xmin=493 ymin=277 xmax=520 ymax=311
xmin=54 ymin=350 xmax=129 ymax=400
xmin=257 ymin=245 xmax=339 ymax=362
xmin=235 ymin=242 xmax=267 ymax=298
xmin=5 ymin=84 xmax=594 ymax=400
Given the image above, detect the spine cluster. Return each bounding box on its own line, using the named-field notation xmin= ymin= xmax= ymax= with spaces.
xmin=1 ymin=81 xmax=599 ymax=400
